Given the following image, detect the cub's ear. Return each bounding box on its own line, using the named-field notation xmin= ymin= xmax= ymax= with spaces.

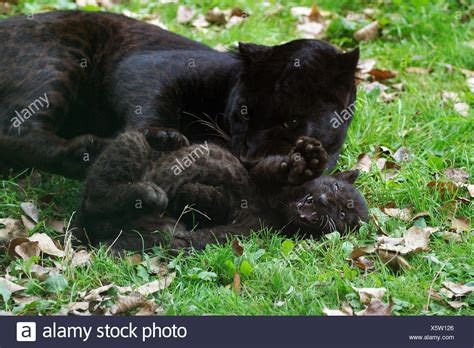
xmin=238 ymin=42 xmax=271 ymax=63
xmin=337 ymin=47 xmax=360 ymax=72
xmin=336 ymin=170 xmax=359 ymax=184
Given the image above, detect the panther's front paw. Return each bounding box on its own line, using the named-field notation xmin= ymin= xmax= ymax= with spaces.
xmin=281 ymin=136 xmax=328 ymax=185
xmin=141 ymin=127 xmax=189 ymax=151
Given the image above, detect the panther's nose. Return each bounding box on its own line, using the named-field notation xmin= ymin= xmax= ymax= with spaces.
xmin=319 ymin=193 xmax=329 ymax=207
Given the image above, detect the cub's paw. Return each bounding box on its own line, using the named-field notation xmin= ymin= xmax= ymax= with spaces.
xmin=169 ymin=231 xmax=204 ymax=253
xmin=141 ymin=127 xmax=189 ymax=151
xmin=281 ymin=136 xmax=328 ymax=185
xmin=133 ymin=183 xmax=169 ymax=213
xmin=63 ymin=135 xmax=111 ymax=177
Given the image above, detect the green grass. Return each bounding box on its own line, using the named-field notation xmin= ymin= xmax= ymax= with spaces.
xmin=1 ymin=0 xmax=473 ymax=315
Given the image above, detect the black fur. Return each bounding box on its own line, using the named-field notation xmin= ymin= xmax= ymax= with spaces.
xmin=0 ymin=11 xmax=359 ymax=185
xmin=76 ymin=131 xmax=368 ymax=252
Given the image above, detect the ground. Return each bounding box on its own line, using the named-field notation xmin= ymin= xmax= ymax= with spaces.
xmin=0 ymin=0 xmax=472 ymax=315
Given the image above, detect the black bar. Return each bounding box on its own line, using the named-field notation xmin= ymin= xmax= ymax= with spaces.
xmin=1 ymin=316 xmax=472 ymax=347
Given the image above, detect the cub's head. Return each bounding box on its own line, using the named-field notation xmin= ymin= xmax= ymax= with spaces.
xmin=289 ymin=170 xmax=368 ymax=237
xmin=225 ymin=39 xmax=359 ymax=170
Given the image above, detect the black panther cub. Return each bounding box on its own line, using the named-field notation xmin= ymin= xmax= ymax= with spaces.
xmin=76 ymin=130 xmax=368 ymax=252
xmin=0 ymin=11 xmax=359 ymax=187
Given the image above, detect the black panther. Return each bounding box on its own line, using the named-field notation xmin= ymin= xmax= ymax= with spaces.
xmin=0 ymin=11 xmax=359 ymax=186
xmin=76 ymin=130 xmax=368 ymax=252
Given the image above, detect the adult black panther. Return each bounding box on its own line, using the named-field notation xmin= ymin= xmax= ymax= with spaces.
xmin=0 ymin=11 xmax=359 ymax=186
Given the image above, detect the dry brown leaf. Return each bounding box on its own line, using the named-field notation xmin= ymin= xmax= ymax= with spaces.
xmin=322 ymin=301 xmax=353 ymax=316
xmin=437 ymin=231 xmax=462 ymax=243
xmin=125 ymin=254 xmax=142 ymax=265
xmin=233 ymin=272 xmax=241 ymax=294
xmin=232 ymin=239 xmax=244 ymax=256
xmin=450 ymin=217 xmax=469 ymax=232
xmin=21 ymin=215 xmax=36 ymax=231
xmin=176 ymin=5 xmax=194 ymax=24
xmin=352 ymin=256 xmax=375 ymax=271
xmin=453 ymin=102 xmax=469 ymax=117
xmin=445 ymin=168 xmax=469 ymax=185
xmin=383 ymin=207 xmax=413 ymax=222
xmin=68 ymin=301 xmax=91 ymax=316
xmin=447 ymin=301 xmax=468 ymax=309
xmin=142 ymin=257 xmax=169 ymax=276
xmin=356 ymin=299 xmax=393 ymax=316
xmin=296 ymin=21 xmax=325 ymax=38
xmin=377 ymin=226 xmax=434 ymax=255
xmin=15 ymin=241 xmax=40 ymax=260
xmin=71 ymin=250 xmax=92 ymax=268
xmin=137 ymin=272 xmax=176 ymax=296
xmin=29 ymin=233 xmax=65 ymax=258
xmin=290 ymin=6 xmax=313 ymax=17
xmin=29 ymin=264 xmax=55 ymax=281
xmin=393 ymin=146 xmax=410 ymax=162
xmin=427 ymin=181 xmax=456 ymax=199
xmin=467 ymin=185 xmax=474 ymax=198
xmin=205 ymin=7 xmax=227 ymax=25
xmin=20 ymin=202 xmax=40 ymax=223
xmin=46 ymin=219 xmax=65 ymax=233
xmin=466 ymin=76 xmax=474 ymax=93
xmin=376 ymin=250 xmax=411 ymax=271
xmin=191 ymin=15 xmax=210 ymax=29
xmin=406 ymin=67 xmax=433 ymax=74
xmin=368 ymin=69 xmax=397 ymax=81
xmin=136 ymin=300 xmax=162 ymax=316
xmin=0 ymin=218 xmax=27 ymax=245
xmin=442 ymin=281 xmax=474 ymax=297
xmin=357 ymin=58 xmax=377 ymax=75
xmin=83 ymin=284 xmax=114 ymax=302
xmin=354 ymin=287 xmax=387 ymax=305
xmin=110 ymin=292 xmax=145 ymax=315
xmin=439 ymin=287 xmax=455 ymax=299
xmin=0 ymin=277 xmax=26 ymax=293
xmin=442 ymin=91 xmax=460 ymax=102
xmin=353 ymin=21 xmax=378 ymax=41
xmin=427 ymin=288 xmax=443 ymax=302
xmin=353 ymin=153 xmax=372 ymax=172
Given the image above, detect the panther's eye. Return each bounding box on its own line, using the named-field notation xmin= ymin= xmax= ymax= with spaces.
xmin=333 ymin=183 xmax=340 ymax=191
xmin=339 ymin=211 xmax=346 ymax=219
xmin=282 ymin=119 xmax=298 ymax=129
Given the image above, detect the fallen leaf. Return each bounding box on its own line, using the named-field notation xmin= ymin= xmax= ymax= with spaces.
xmin=450 ymin=217 xmax=469 ymax=232
xmin=191 ymin=15 xmax=210 ymax=29
xmin=353 ymin=153 xmax=372 ymax=172
xmin=29 ymin=233 xmax=65 ymax=258
xmin=146 ymin=16 xmax=168 ymax=29
xmin=290 ymin=6 xmax=313 ymax=17
xmin=393 ymin=146 xmax=410 ymax=163
xmin=71 ymin=250 xmax=92 ymax=268
xmin=136 ymin=300 xmax=162 ymax=316
xmin=83 ymin=284 xmax=114 ymax=301
xmin=442 ymin=91 xmax=460 ymax=102
xmin=466 ymin=76 xmax=474 ymax=93
xmin=436 ymin=231 xmax=462 ymax=243
xmin=232 ymin=239 xmax=244 ymax=256
xmin=296 ymin=21 xmax=325 ymax=38
xmin=205 ymin=7 xmax=226 ymax=26
xmin=442 ymin=281 xmax=473 ymax=297
xmin=176 ymin=5 xmax=194 ymax=24
xmin=142 ymin=257 xmax=169 ymax=276
xmin=453 ymin=102 xmax=469 ymax=117
xmin=354 ymin=287 xmax=387 ymax=305
xmin=323 ymin=301 xmax=353 ymax=316
xmin=427 ymin=288 xmax=443 ymax=302
xmin=427 ymin=181 xmax=456 ymax=198
xmin=21 ymin=215 xmax=36 ymax=231
xmin=383 ymin=207 xmax=412 ymax=222
xmin=362 ymin=81 xmax=389 ymax=93
xmin=356 ymin=299 xmax=393 ymax=316
xmin=67 ymin=302 xmax=91 ymax=316
xmin=20 ymin=202 xmax=40 ymax=223
xmin=125 ymin=254 xmax=142 ymax=265
xmin=446 ymin=301 xmax=468 ymax=309
xmin=15 ymin=241 xmax=40 ymax=260
xmin=30 ymin=264 xmax=55 ymax=281
xmin=349 ymin=245 xmax=377 ymax=259
xmin=0 ymin=218 xmax=27 ymax=245
xmin=136 ymin=273 xmax=176 ymax=296
xmin=353 ymin=21 xmax=378 ymax=41
xmin=46 ymin=219 xmax=64 ymax=233
xmin=468 ymin=185 xmax=474 ymax=198
xmin=352 ymin=256 xmax=375 ymax=271
xmin=110 ymin=292 xmax=145 ymax=315
xmin=376 ymin=250 xmax=411 ymax=271
xmin=406 ymin=67 xmax=433 ymax=74
xmin=368 ymin=69 xmax=397 ymax=81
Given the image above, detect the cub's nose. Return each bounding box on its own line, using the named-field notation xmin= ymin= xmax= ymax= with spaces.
xmin=319 ymin=193 xmax=329 ymax=206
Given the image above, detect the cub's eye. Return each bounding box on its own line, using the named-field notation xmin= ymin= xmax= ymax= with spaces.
xmin=339 ymin=211 xmax=346 ymax=219
xmin=282 ymin=119 xmax=298 ymax=129
xmin=333 ymin=183 xmax=340 ymax=191
xmin=306 ymin=195 xmax=313 ymax=204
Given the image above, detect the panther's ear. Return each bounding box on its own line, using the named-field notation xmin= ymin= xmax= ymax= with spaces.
xmin=337 ymin=47 xmax=360 ymax=72
xmin=335 ymin=170 xmax=359 ymax=184
xmin=238 ymin=42 xmax=272 ymax=63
